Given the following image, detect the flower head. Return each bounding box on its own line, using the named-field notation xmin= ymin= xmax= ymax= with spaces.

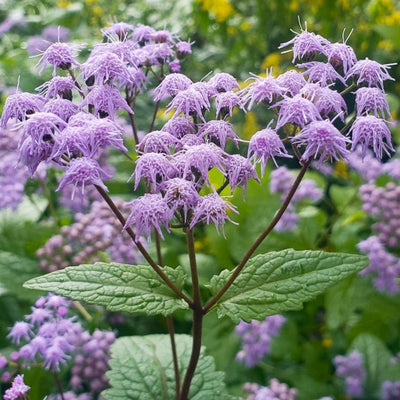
xmin=132 ymin=152 xmax=175 ymax=190
xmin=161 ymin=117 xmax=196 ymax=138
xmin=138 ymin=130 xmax=178 ymax=154
xmin=326 ymin=41 xmax=357 ymax=73
xmin=18 ymin=136 xmax=53 ymax=174
xmin=208 ymin=72 xmax=240 ymax=92
xmin=165 ymin=88 xmax=210 ymax=120
xmin=242 ymin=72 xmax=286 ymax=109
xmin=355 ymin=87 xmax=391 ymax=118
xmin=248 ymin=126 xmax=291 ymax=174
xmin=225 ymin=154 xmax=259 ymax=195
xmin=214 ymin=91 xmax=245 ymax=117
xmin=36 ymin=76 xmax=77 ymax=100
xmin=124 ymin=193 xmax=172 ymax=240
xmin=349 ymin=115 xmax=394 ymax=158
xmin=80 ymin=84 xmax=133 ymax=118
xmin=346 ymin=58 xmax=395 ymax=88
xmin=279 ymin=24 xmax=329 ymax=62
xmin=43 ymin=98 xmax=78 ymax=122
xmin=4 ymin=375 xmax=30 ymax=400
xmin=198 ymin=120 xmax=238 ymax=149
xmin=297 ymin=61 xmax=346 ymax=86
xmin=276 ymin=69 xmax=307 ymax=96
xmin=57 ymin=157 xmax=111 ymax=197
xmin=190 ymin=193 xmax=238 ymax=232
xmin=1 ymin=91 xmax=45 ymax=128
xmin=36 ymin=42 xmax=80 ymax=76
xmin=292 ymin=119 xmax=350 ymax=162
xmin=274 ymin=94 xmax=321 ymax=128
xmin=161 ymin=177 xmax=200 ymax=218
xmin=153 ymin=73 xmax=193 ymax=101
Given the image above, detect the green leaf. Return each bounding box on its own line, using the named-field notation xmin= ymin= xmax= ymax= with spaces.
xmin=24 ymin=263 xmax=189 ymax=316
xmin=0 ymin=251 xmax=42 ymax=301
xmin=102 ymin=334 xmax=233 ymax=400
xmin=208 ymin=249 xmax=368 ymax=323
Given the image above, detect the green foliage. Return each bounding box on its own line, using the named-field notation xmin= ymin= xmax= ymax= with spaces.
xmin=24 ymin=262 xmax=189 ymax=316
xmin=102 ymin=334 xmax=233 ymax=400
xmin=208 ymin=249 xmax=368 ymax=323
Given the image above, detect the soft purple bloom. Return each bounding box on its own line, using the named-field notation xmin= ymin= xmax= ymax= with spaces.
xmin=346 ymin=58 xmax=395 ymax=88
xmin=3 ymin=375 xmax=30 ymax=400
xmin=248 ymin=126 xmax=291 ymax=174
xmin=348 ymin=115 xmax=394 ymax=159
xmin=175 ymin=40 xmax=192 ymax=56
xmin=214 ymin=91 xmax=245 ymax=117
xmin=208 ymin=72 xmax=240 ymax=92
xmin=36 ymin=42 xmax=80 ymax=75
xmin=168 ymin=59 xmax=181 ymax=73
xmin=18 ymin=135 xmax=53 ymax=174
xmin=198 ymin=120 xmax=238 ymax=149
xmin=276 ymin=69 xmax=307 ymax=97
xmin=161 ymin=177 xmax=200 ymax=218
xmin=381 ymin=380 xmax=400 ymax=400
xmin=235 ymin=315 xmax=286 ymax=367
xmin=190 ymin=81 xmax=216 ymax=103
xmin=298 ymin=61 xmax=346 ymax=86
xmin=57 ymin=157 xmax=111 ymax=197
xmin=43 ymin=98 xmax=78 ymax=122
xmin=153 ymin=73 xmax=193 ymax=101
xmin=279 ymin=24 xmax=329 ymax=62
xmin=144 ymin=43 xmax=174 ymax=65
xmin=179 ymin=143 xmax=225 ymax=184
xmin=20 ymin=111 xmax=67 ymax=144
xmin=313 ymin=86 xmax=347 ymax=120
xmin=101 ymin=22 xmax=135 ymax=39
xmin=131 ymin=24 xmax=156 ymax=43
xmin=1 ymin=91 xmax=44 ymax=128
xmin=292 ymin=119 xmax=350 ymax=162
xmin=190 ymin=193 xmax=238 ymax=231
xmin=124 ymin=193 xmax=172 ymax=240
xmin=36 ymin=76 xmax=77 ymax=100
xmin=347 ymin=146 xmax=383 ymax=181
xmin=358 ymin=235 xmax=400 ymax=294
xmin=82 ymin=52 xmax=134 ymax=87
xmin=43 ymin=344 xmax=70 ymax=371
xmin=137 ymin=130 xmax=178 ymax=154
xmin=274 ymin=94 xmax=321 ymax=128
xmin=7 ymin=322 xmax=31 ymax=344
xmin=225 ymin=154 xmax=259 ymax=194
xmin=242 ymin=71 xmax=286 ymax=109
xmin=244 ymin=379 xmax=297 ymax=400
xmin=355 ymin=87 xmax=391 ymax=118
xmin=80 ymin=84 xmax=133 ymax=118
xmin=178 ymin=134 xmax=204 ymax=148
xmin=91 ymin=40 xmax=139 ymax=65
xmin=26 ymin=36 xmax=50 ymax=56
xmin=165 ymin=88 xmax=210 ymax=120
xmin=132 ymin=152 xmax=174 ymax=190
xmin=152 ymin=29 xmax=175 ymax=44
xmin=68 ymin=111 xmax=98 ymax=127
xmin=161 ymin=117 xmax=196 ymax=138
xmin=326 ymin=41 xmax=357 ymax=73
xmin=334 ymin=351 xmax=365 ymax=397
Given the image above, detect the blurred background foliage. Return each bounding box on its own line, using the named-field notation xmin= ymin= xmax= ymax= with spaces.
xmin=1 ymin=1 xmax=400 ymax=399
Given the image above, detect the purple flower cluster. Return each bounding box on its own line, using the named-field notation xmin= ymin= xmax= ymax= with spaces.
xmin=4 ymin=294 xmax=115 ymax=397
xmin=235 ymin=315 xmax=286 ymax=367
xmin=381 ymin=381 xmax=400 ymax=400
xmin=270 ymin=166 xmax=323 ymax=231
xmin=357 ymin=236 xmax=400 ymax=295
xmin=244 ymin=379 xmax=297 ymax=400
xmin=3 ymin=374 xmax=30 ymax=400
xmin=37 ymin=199 xmax=143 ymax=272
xmin=0 ymin=125 xmax=30 ymax=210
xmin=333 ymin=350 xmax=366 ymax=397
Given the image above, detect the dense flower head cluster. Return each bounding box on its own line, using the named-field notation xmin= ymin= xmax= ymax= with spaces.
xmin=3 ymin=374 xmax=30 ymax=400
xmin=0 ymin=21 xmax=395 ymax=240
xmin=333 ymin=350 xmax=366 ymax=397
xmin=235 ymin=315 xmax=286 ymax=367
xmin=270 ymin=167 xmax=323 ymax=231
xmin=381 ymin=380 xmax=400 ymax=400
xmin=244 ymin=379 xmax=297 ymax=400
xmin=3 ymin=294 xmax=115 ymax=398
xmin=37 ymin=199 xmax=143 ymax=272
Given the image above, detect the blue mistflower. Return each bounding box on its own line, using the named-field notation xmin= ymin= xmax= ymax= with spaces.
xmin=355 ymin=87 xmax=391 ymax=118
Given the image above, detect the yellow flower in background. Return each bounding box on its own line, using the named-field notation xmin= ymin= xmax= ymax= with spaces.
xmin=57 ymin=0 xmax=71 ymax=7
xmin=199 ymin=0 xmax=235 ymax=23
xmin=334 ymin=159 xmax=349 ymax=180
xmin=261 ymin=53 xmax=283 ymax=74
xmin=242 ymin=112 xmax=260 ymax=140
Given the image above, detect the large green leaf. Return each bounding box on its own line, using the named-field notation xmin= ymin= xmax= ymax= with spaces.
xmin=24 ymin=262 xmax=189 ymax=316
xmin=0 ymin=251 xmax=42 ymax=301
xmin=102 ymin=334 xmax=233 ymax=400
xmin=208 ymin=249 xmax=368 ymax=322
